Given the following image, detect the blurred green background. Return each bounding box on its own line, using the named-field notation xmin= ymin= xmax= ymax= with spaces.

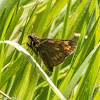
xmin=0 ymin=0 xmax=100 ymax=100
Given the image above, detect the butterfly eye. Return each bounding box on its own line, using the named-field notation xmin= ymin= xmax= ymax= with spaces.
xmin=28 ymin=34 xmax=37 ymax=41
xmin=28 ymin=35 xmax=33 ymax=40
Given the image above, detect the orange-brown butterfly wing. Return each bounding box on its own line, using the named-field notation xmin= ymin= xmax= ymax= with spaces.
xmin=38 ymin=39 xmax=77 ymax=72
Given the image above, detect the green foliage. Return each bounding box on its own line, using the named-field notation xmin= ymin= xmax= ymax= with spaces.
xmin=0 ymin=0 xmax=100 ymax=100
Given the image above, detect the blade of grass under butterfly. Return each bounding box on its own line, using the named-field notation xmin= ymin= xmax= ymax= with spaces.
xmin=0 ymin=41 xmax=66 ymax=100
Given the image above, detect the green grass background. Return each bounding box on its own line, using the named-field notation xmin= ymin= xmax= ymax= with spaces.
xmin=0 ymin=0 xmax=100 ymax=100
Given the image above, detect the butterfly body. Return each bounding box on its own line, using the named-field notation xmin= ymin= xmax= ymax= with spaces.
xmin=27 ymin=34 xmax=77 ymax=72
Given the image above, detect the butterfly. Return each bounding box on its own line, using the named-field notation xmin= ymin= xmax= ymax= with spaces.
xmin=27 ymin=34 xmax=77 ymax=72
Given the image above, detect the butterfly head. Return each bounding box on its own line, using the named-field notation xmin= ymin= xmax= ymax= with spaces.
xmin=27 ymin=34 xmax=40 ymax=48
xmin=28 ymin=34 xmax=37 ymax=40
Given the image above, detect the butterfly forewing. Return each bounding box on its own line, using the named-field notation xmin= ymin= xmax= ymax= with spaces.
xmin=27 ymin=34 xmax=77 ymax=72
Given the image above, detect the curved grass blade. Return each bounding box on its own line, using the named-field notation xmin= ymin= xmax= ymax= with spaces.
xmin=0 ymin=40 xmax=66 ymax=100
